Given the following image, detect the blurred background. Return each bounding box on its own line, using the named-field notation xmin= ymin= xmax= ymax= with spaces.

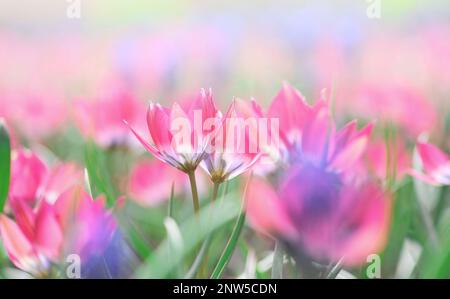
xmin=1 ymin=0 xmax=450 ymax=279
xmin=1 ymin=0 xmax=449 ymax=103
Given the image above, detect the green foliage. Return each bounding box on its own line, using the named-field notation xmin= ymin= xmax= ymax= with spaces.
xmin=0 ymin=122 xmax=11 ymax=213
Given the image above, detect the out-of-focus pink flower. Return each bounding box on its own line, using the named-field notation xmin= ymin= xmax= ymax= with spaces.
xmin=246 ymin=167 xmax=390 ymax=267
xmin=127 ymin=89 xmax=221 ymax=173
xmin=338 ymin=84 xmax=437 ymax=137
xmin=8 ymin=150 xmax=48 ymax=206
xmin=409 ymin=141 xmax=450 ymax=186
xmin=267 ymin=83 xmax=314 ymax=156
xmin=7 ymin=150 xmax=82 ymax=207
xmin=0 ymin=200 xmax=63 ymax=276
xmin=128 ymin=159 xmax=187 ymax=206
xmin=5 ymin=92 xmax=68 ymax=141
xmin=0 ymin=187 xmax=116 ymax=276
xmin=246 ymin=83 xmax=389 ymax=267
xmin=201 ymin=99 xmax=262 ymax=183
xmin=267 ymin=83 xmax=373 ymax=177
xmin=54 ymin=188 xmax=117 ymax=260
xmin=38 ymin=163 xmax=83 ymax=204
xmin=74 ymin=90 xmax=146 ymax=148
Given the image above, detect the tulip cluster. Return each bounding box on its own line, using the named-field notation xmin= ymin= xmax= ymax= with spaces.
xmin=121 ymin=83 xmax=393 ymax=274
xmin=0 ymin=150 xmax=117 ymax=277
xmin=0 ymin=81 xmax=448 ymax=279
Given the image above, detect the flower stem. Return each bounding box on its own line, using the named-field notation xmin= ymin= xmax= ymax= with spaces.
xmin=271 ymin=241 xmax=284 ymax=279
xmin=188 ymin=170 xmax=200 ymax=215
xmin=198 ymin=182 xmax=221 ymax=278
xmin=212 ymin=182 xmax=220 ymax=203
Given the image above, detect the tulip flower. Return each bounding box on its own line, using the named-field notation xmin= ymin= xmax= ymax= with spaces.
xmin=245 ymin=83 xmax=389 ymax=268
xmin=7 ymin=150 xmax=81 ymax=207
xmin=127 ymin=89 xmax=221 ymax=213
xmin=5 ymin=92 xmax=68 ymax=141
xmin=201 ymin=99 xmax=262 ymax=185
xmin=74 ymin=90 xmax=147 ymax=148
xmin=267 ymin=83 xmax=374 ymax=176
xmin=409 ymin=141 xmax=450 ymax=186
xmin=126 ymin=89 xmax=220 ymax=173
xmin=0 ymin=201 xmax=62 ymax=276
xmin=0 ymin=187 xmax=117 ymax=276
xmin=339 ymin=84 xmax=437 ymax=137
xmin=246 ymin=173 xmax=389 ymax=267
xmin=8 ymin=150 xmax=47 ymax=206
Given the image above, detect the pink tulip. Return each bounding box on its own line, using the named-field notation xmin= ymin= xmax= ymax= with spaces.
xmin=201 ymin=99 xmax=262 ymax=183
xmin=267 ymin=83 xmax=373 ymax=176
xmin=74 ymin=90 xmax=147 ymax=148
xmin=127 ymin=89 xmax=221 ymax=173
xmin=54 ymin=188 xmax=117 ymax=260
xmin=37 ymin=163 xmax=83 ymax=204
xmin=338 ymin=84 xmax=437 ymax=137
xmin=245 ymin=83 xmax=389 ymax=267
xmin=128 ymin=159 xmax=188 ymax=206
xmin=5 ymin=92 xmax=68 ymax=141
xmin=0 ymin=187 xmax=116 ymax=276
xmin=0 ymin=200 xmax=63 ymax=276
xmin=7 ymin=150 xmax=82 ymax=207
xmin=8 ymin=150 xmax=48 ymax=206
xmin=246 ymin=167 xmax=390 ymax=267
xmin=410 ymin=141 xmax=450 ymax=186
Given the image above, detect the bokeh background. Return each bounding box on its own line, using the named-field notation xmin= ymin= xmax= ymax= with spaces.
xmin=1 ymin=0 xmax=449 ymax=99
xmin=0 ymin=0 xmax=450 ymax=279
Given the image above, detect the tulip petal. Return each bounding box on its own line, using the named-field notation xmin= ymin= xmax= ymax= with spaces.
xmin=268 ymin=82 xmax=312 ymax=145
xmin=0 ymin=214 xmax=35 ymax=271
xmin=245 ymin=178 xmax=296 ymax=237
xmin=34 ymin=202 xmax=63 ymax=261
xmin=417 ymin=142 xmax=450 ymax=185
xmin=330 ymin=123 xmax=373 ymax=173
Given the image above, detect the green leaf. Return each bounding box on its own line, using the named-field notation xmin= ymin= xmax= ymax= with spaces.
xmin=380 ymin=180 xmax=414 ymax=277
xmin=184 ymin=235 xmax=212 ymax=279
xmin=134 ymin=196 xmax=241 ymax=278
xmin=419 ymin=198 xmax=450 ymax=278
xmin=271 ymin=241 xmax=284 ymax=279
xmin=84 ymin=141 xmax=116 ymax=206
xmin=210 ymin=208 xmax=246 ymax=279
xmin=0 ymin=122 xmax=11 ymax=213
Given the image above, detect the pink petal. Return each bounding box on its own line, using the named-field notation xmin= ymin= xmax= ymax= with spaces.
xmin=267 ymin=82 xmax=312 ymax=145
xmin=417 ymin=142 xmax=450 ymax=185
xmin=245 ymin=178 xmax=296 ymax=237
xmin=128 ymin=159 xmax=186 ymax=206
xmin=124 ymin=120 xmax=174 ymax=166
xmin=147 ymin=103 xmax=172 ymax=149
xmin=332 ymin=184 xmax=390 ymax=266
xmin=9 ymin=150 xmax=48 ymax=205
xmin=330 ymin=123 xmax=373 ymax=173
xmin=0 ymin=215 xmax=35 ymax=271
xmin=10 ymin=198 xmax=36 ymax=241
xmin=34 ymin=202 xmax=63 ymax=261
xmin=301 ymin=107 xmax=334 ymax=166
xmin=37 ymin=163 xmax=82 ymax=204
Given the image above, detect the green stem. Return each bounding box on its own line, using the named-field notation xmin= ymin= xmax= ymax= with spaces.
xmin=198 ymin=182 xmax=221 ymax=278
xmin=271 ymin=241 xmax=284 ymax=279
xmin=212 ymin=182 xmax=220 ymax=203
xmin=325 ymin=259 xmax=344 ymax=279
xmin=185 ymin=235 xmax=213 ymax=279
xmin=188 ymin=170 xmax=200 ymax=215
